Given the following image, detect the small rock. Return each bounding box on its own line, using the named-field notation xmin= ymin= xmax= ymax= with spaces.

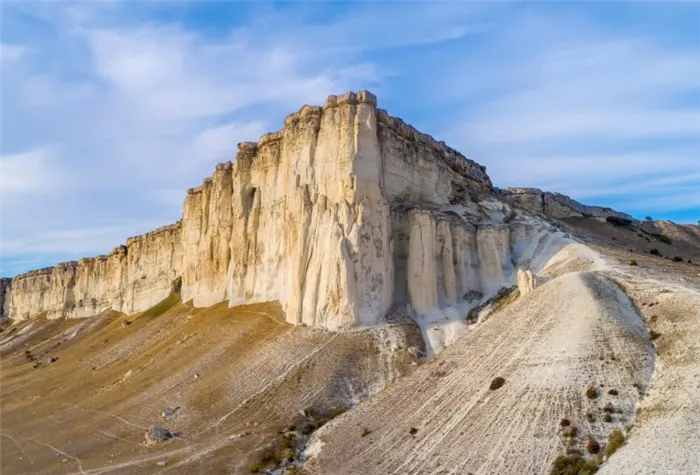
xmin=156 ymin=461 xmax=168 ymax=467
xmin=161 ymin=406 xmax=180 ymax=419
xmin=253 ymin=421 xmax=259 ymax=427
xmin=123 ymin=369 xmax=136 ymax=380
xmin=121 ymin=320 xmax=131 ymax=328
xmin=144 ymin=427 xmax=173 ymax=445
xmin=47 ymin=356 xmax=57 ymax=363
xmin=194 ymin=373 xmax=199 ymax=380
xmin=298 ymin=409 xmax=307 ymax=418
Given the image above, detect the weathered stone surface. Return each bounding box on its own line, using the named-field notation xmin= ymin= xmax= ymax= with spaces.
xmin=144 ymin=427 xmax=173 ymax=445
xmin=0 ymin=278 xmax=11 ymax=318
xmin=497 ymin=187 xmax=636 ymax=222
xmin=517 ymin=269 xmax=536 ymax=296
xmin=4 ymin=91 xmax=574 ymax=334
xmin=8 ymin=224 xmax=181 ymax=320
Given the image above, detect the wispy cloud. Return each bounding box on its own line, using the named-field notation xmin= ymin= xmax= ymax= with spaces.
xmin=0 ymin=42 xmax=30 ymax=62
xmin=444 ymin=9 xmax=700 ymax=217
xmin=1 ymin=2 xmax=698 ymax=276
xmin=0 ymin=147 xmax=64 ymax=196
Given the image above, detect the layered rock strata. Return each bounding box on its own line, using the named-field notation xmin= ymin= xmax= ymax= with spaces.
xmin=497 ymin=187 xmax=636 ymax=222
xmin=5 ymin=91 xmax=566 ymax=332
xmin=7 ymin=224 xmax=181 ymax=320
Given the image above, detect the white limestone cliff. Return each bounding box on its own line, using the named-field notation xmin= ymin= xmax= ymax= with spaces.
xmin=5 ymin=91 xmax=570 ymax=339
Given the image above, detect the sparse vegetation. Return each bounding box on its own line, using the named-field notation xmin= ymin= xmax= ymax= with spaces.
xmin=671 ymin=256 xmax=683 ymax=262
xmin=628 ymin=259 xmax=638 ymax=266
xmin=606 ymin=216 xmax=633 ymax=228
xmin=489 ymin=377 xmax=506 ymax=390
xmin=587 ymin=438 xmax=601 ymax=455
xmin=361 ymin=427 xmax=371 ymax=438
xmin=563 ymin=426 xmax=578 ymax=438
xmin=604 ymin=403 xmax=615 ymax=414
xmin=652 ymin=233 xmax=672 ymax=245
xmin=560 ymin=418 xmax=571 ymax=427
xmin=649 ymin=330 xmax=661 ymax=341
xmin=586 ymin=387 xmax=598 ymax=399
xmin=586 ymin=412 xmax=596 ymax=423
xmin=605 ymin=430 xmax=625 ymax=458
xmin=603 ymin=414 xmax=613 ymax=423
xmin=250 ymin=433 xmax=298 ymax=473
xmin=141 ymin=292 xmax=180 ymax=319
xmin=409 ymin=427 xmax=418 ymax=435
xmin=550 ymin=453 xmax=599 ymax=475
xmin=608 ymin=389 xmax=618 ymax=396
xmin=649 ymin=248 xmax=661 ymax=256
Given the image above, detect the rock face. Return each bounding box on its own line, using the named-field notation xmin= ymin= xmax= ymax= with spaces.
xmin=8 ymin=224 xmax=181 ymax=320
xmin=6 ymin=91 xmax=567 ymax=333
xmin=497 ymin=187 xmax=636 ymax=222
xmin=0 ymin=278 xmax=11 ymax=318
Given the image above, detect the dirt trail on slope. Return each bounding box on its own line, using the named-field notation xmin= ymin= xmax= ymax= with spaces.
xmin=0 ymin=301 xmax=423 ymax=475
xmin=589 ymin=247 xmax=700 ymax=475
xmin=304 ymin=271 xmax=655 ymax=475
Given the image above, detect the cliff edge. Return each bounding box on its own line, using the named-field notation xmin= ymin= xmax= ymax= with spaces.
xmin=2 ymin=91 xmax=635 ymax=333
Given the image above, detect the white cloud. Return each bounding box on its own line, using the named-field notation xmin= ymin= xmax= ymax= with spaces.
xmin=191 ymin=121 xmax=268 ymax=166
xmin=442 ymin=11 xmax=700 ymax=215
xmin=1 ymin=221 xmax=167 ymax=255
xmin=0 ymin=43 xmax=30 ymax=62
xmin=1 ymin=2 xmax=698 ymax=275
xmin=0 ymin=148 xmax=63 ymax=196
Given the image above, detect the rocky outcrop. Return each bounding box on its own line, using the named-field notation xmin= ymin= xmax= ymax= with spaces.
xmin=6 ymin=91 xmax=563 ymax=333
xmin=497 ymin=187 xmax=636 ymax=222
xmin=640 ymin=220 xmax=700 ymax=248
xmin=0 ymin=278 xmax=11 ymax=318
xmin=517 ymin=269 xmax=536 ymax=296
xmin=177 ymin=91 xmax=492 ymax=330
xmin=8 ymin=223 xmax=181 ymax=320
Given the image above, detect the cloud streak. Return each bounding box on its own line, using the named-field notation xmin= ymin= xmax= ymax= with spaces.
xmin=1 ymin=2 xmax=698 ymax=276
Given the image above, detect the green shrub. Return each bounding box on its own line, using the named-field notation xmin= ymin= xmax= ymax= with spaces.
xmin=605 ymin=430 xmax=625 ymax=458
xmin=489 ymin=377 xmax=506 ymax=390
xmin=649 ymin=330 xmax=661 ymax=341
xmin=141 ymin=293 xmax=180 ymax=319
xmin=652 ymin=233 xmax=672 ymax=245
xmin=361 ymin=427 xmax=371 ymax=438
xmin=628 ymin=259 xmax=638 ymax=266
xmin=586 ymin=387 xmax=598 ymax=399
xmin=587 ymin=438 xmax=601 ymax=455
xmin=603 ymin=413 xmax=613 ymax=423
xmin=606 ymin=216 xmax=633 ymax=227
xmin=550 ymin=454 xmax=599 ymax=475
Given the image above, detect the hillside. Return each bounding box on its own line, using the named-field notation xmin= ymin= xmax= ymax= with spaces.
xmin=2 ymin=91 xmax=699 ymax=475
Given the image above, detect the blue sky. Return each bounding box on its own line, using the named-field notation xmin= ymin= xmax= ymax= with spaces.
xmin=1 ymin=1 xmax=699 ymax=277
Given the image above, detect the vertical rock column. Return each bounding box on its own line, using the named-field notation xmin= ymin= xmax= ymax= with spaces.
xmin=406 ymin=210 xmax=438 ymax=315
xmin=477 ymin=224 xmax=513 ymax=297
xmin=182 ymin=163 xmax=234 ymax=307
